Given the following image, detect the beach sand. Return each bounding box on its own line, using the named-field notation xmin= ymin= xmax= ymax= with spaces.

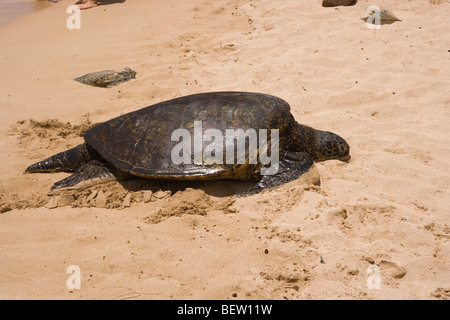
xmin=0 ymin=0 xmax=449 ymax=300
xmin=0 ymin=0 xmax=49 ymax=28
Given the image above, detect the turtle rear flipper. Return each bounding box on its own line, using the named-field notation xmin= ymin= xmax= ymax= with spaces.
xmin=50 ymin=160 xmax=116 ymax=194
xmin=25 ymin=143 xmax=93 ymax=173
xmin=237 ymin=152 xmax=316 ymax=197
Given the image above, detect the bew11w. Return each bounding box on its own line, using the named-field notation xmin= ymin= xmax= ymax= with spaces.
xmin=222 ymin=304 xmax=272 ymax=315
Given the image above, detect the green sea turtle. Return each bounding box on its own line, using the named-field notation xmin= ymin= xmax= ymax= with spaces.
xmin=25 ymin=92 xmax=350 ymax=196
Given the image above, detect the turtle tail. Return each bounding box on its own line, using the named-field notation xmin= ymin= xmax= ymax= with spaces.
xmin=25 ymin=143 xmax=94 ymax=173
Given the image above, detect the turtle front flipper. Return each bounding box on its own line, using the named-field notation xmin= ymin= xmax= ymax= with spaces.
xmin=237 ymin=152 xmax=316 ymax=197
xmin=25 ymin=143 xmax=93 ymax=173
xmin=50 ymin=160 xmax=116 ymax=194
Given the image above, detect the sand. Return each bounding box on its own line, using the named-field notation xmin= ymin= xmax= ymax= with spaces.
xmin=0 ymin=0 xmax=49 ymax=28
xmin=0 ymin=0 xmax=449 ymax=300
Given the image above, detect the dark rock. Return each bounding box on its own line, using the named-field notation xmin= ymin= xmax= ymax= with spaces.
xmin=322 ymin=0 xmax=357 ymax=7
xmin=75 ymin=67 xmax=137 ymax=88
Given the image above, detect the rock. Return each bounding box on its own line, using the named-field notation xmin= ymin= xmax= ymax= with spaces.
xmin=366 ymin=5 xmax=401 ymax=21
xmin=322 ymin=0 xmax=357 ymax=7
xmin=85 ymin=190 xmax=99 ymax=207
xmin=57 ymin=193 xmax=75 ymax=207
xmin=75 ymin=67 xmax=137 ymax=88
xmin=142 ymin=191 xmax=153 ymax=203
xmin=45 ymin=197 xmax=58 ymax=209
xmin=122 ymin=193 xmax=132 ymax=208
xmin=152 ymin=190 xmax=171 ymax=200
xmin=94 ymin=190 xmax=108 ymax=208
xmin=0 ymin=204 xmax=12 ymax=213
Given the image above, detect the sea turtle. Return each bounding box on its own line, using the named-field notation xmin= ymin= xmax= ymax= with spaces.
xmin=25 ymin=92 xmax=350 ymax=196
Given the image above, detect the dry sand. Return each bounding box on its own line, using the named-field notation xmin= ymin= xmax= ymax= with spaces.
xmin=0 ymin=0 xmax=449 ymax=300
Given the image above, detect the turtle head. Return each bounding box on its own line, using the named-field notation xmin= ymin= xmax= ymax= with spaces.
xmin=314 ymin=130 xmax=350 ymax=162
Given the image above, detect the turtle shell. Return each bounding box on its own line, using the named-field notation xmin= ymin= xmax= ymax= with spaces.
xmin=84 ymin=92 xmax=293 ymax=180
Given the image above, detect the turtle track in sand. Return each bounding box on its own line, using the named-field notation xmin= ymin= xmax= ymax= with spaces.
xmin=2 ymin=117 xmax=238 ymax=221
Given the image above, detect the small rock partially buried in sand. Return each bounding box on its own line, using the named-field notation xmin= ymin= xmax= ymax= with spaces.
xmin=74 ymin=67 xmax=137 ymax=88
xmin=0 ymin=205 xmax=12 ymax=214
xmin=45 ymin=193 xmax=75 ymax=209
xmin=322 ymin=0 xmax=357 ymax=7
xmin=366 ymin=5 xmax=401 ymax=22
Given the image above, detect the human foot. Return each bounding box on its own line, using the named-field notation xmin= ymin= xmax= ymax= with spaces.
xmin=76 ymin=0 xmax=99 ymax=9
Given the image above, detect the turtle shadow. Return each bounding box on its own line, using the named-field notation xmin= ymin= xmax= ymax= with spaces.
xmin=116 ymin=178 xmax=255 ymax=198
